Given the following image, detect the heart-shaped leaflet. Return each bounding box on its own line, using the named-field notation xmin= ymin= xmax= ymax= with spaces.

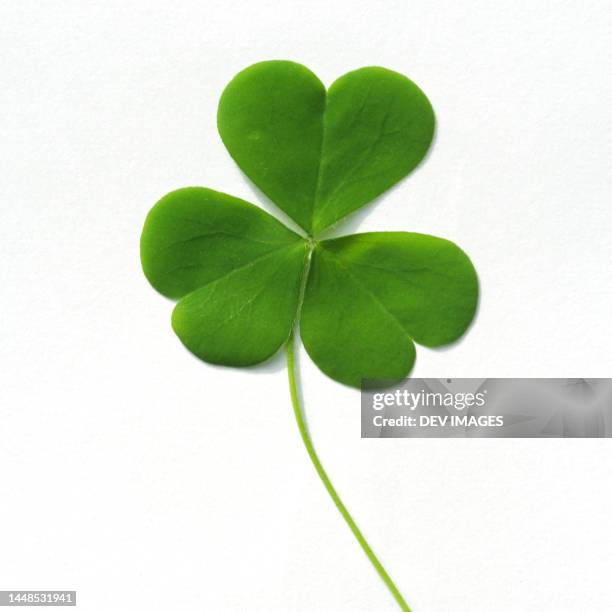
xmin=218 ymin=60 xmax=435 ymax=234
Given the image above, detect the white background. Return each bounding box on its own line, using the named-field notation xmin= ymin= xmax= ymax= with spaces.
xmin=2 ymin=1 xmax=612 ymax=610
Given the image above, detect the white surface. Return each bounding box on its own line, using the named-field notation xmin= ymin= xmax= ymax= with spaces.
xmin=1 ymin=1 xmax=612 ymax=610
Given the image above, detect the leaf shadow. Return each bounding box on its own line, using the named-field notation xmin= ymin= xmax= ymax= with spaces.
xmin=244 ymin=346 xmax=287 ymax=374
xmin=178 ymin=339 xmax=288 ymax=376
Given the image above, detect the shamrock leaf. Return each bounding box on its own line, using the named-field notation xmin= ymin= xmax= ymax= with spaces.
xmin=142 ymin=61 xmax=477 ymax=387
xmin=140 ymin=60 xmax=479 ymax=611
xmin=218 ymin=61 xmax=435 ymax=234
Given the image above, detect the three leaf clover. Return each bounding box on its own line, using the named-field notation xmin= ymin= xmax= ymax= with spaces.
xmin=140 ymin=60 xmax=479 ymax=610
xmin=141 ymin=61 xmax=478 ymax=387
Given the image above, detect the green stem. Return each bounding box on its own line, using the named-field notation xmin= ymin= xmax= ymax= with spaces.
xmin=286 ymin=331 xmax=411 ymax=611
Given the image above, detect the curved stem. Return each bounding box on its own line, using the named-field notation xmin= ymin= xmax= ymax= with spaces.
xmin=286 ymin=331 xmax=411 ymax=611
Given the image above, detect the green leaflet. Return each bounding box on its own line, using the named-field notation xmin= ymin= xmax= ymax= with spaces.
xmin=218 ymin=61 xmax=435 ymax=234
xmin=300 ymin=233 xmax=478 ymax=387
xmin=141 ymin=62 xmax=477 ymax=388
xmin=141 ymin=187 xmax=308 ymax=366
